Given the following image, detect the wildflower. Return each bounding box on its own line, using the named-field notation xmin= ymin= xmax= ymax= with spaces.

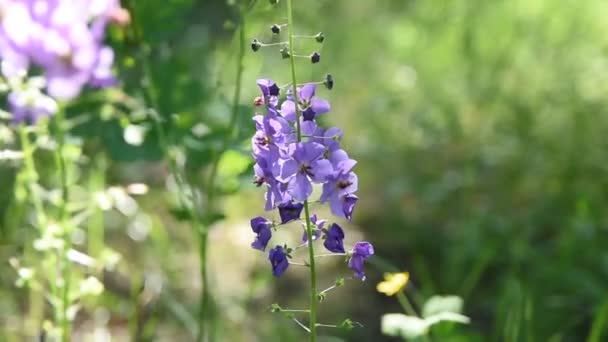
xmin=269 ymin=245 xmax=289 ymax=277
xmin=7 ymin=80 xmax=58 ymax=123
xmin=377 ymin=272 xmax=409 ymax=296
xmin=349 ymin=242 xmax=374 ymax=280
xmin=278 ymin=201 xmax=304 ymax=224
xmin=279 ymin=142 xmax=333 ymax=200
xmin=256 ymin=79 xmax=281 ymax=108
xmin=323 ymin=223 xmax=345 ymax=253
xmin=342 ymin=194 xmax=358 ymax=221
xmin=280 ymin=84 xmax=330 ymax=121
xmin=302 ymin=214 xmax=325 ymax=242
xmin=320 ymin=150 xmax=358 ymax=220
xmin=250 ymin=217 xmax=273 ymax=251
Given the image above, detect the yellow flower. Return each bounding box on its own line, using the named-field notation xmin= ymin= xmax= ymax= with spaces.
xmin=377 ymin=272 xmax=409 ymax=296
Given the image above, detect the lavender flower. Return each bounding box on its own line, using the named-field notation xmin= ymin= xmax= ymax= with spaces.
xmin=302 ymin=214 xmax=325 ymax=243
xmin=278 ymin=201 xmax=304 ymax=224
xmin=250 ymin=217 xmax=273 ymax=251
xmin=349 ymin=242 xmax=374 ymax=280
xmin=279 ymin=142 xmax=333 ymax=201
xmin=269 ymin=245 xmax=289 ymax=277
xmin=320 ymin=150 xmax=358 ymax=220
xmin=280 ymin=84 xmax=330 ymax=121
xmin=323 ymin=223 xmax=345 ymax=253
xmin=257 ymin=78 xmax=280 ymax=108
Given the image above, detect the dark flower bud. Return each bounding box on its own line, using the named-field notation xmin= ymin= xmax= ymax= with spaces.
xmin=315 ymin=32 xmax=325 ymax=43
xmin=251 ymin=39 xmax=261 ymax=52
xmin=269 ymin=0 xmax=279 ymax=4
xmin=324 ymin=73 xmax=334 ymax=90
xmin=280 ymin=46 xmax=291 ymax=59
xmin=310 ymin=52 xmax=321 ymax=64
xmin=271 ymin=24 xmax=281 ymax=34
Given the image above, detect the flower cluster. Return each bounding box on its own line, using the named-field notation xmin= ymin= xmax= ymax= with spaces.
xmin=249 ymin=78 xmax=374 ymax=280
xmin=0 ymin=0 xmax=128 ymax=122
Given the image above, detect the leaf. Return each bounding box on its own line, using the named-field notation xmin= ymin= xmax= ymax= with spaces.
xmin=422 ymin=295 xmax=464 ymax=318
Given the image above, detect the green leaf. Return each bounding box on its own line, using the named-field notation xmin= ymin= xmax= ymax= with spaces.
xmin=422 ymin=295 xmax=464 ymax=318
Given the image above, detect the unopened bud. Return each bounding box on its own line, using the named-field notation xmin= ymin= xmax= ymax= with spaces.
xmin=310 ymin=52 xmax=320 ymax=64
xmin=251 ymin=39 xmax=261 ymax=52
xmin=315 ymin=32 xmax=325 ymax=43
xmin=280 ymin=46 xmax=290 ymax=59
xmin=269 ymin=0 xmax=279 ymax=4
xmin=271 ymin=24 xmax=281 ymax=34
xmin=324 ymin=74 xmax=334 ymax=90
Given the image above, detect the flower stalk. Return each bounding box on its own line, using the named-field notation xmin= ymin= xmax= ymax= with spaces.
xmin=286 ymin=0 xmax=318 ymax=339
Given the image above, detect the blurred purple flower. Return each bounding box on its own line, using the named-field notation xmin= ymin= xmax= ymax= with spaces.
xmin=349 ymin=242 xmax=374 ymax=280
xmin=323 ymin=223 xmax=345 ymax=253
xmin=281 ymin=83 xmax=330 ymax=121
xmin=250 ymin=216 xmax=273 ymax=251
xmin=302 ymin=214 xmax=325 ymax=243
xmin=268 ymin=245 xmax=289 ymax=277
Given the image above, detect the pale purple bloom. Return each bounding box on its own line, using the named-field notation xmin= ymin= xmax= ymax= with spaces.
xmin=250 ymin=216 xmax=272 ymax=251
xmin=254 ymin=158 xmax=289 ymax=211
xmin=302 ymin=214 xmax=325 ymax=242
xmin=269 ymin=245 xmax=289 ymax=277
xmin=251 ymin=114 xmax=291 ymax=161
xmin=280 ymin=84 xmax=330 ymax=121
xmin=256 ymin=78 xmax=280 ymax=108
xmin=323 ymin=223 xmax=345 ymax=253
xmin=320 ymin=149 xmax=358 ymax=220
xmin=349 ymin=242 xmax=374 ymax=280
xmin=279 ymin=142 xmax=333 ymax=201
xmin=7 ymin=83 xmax=58 ymax=124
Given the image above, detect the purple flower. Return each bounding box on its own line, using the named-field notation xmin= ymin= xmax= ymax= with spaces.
xmin=251 ymin=114 xmax=291 ymax=162
xmin=280 ymin=84 xmax=330 ymax=121
xmin=257 ymin=78 xmax=280 ymax=108
xmin=279 ymin=142 xmax=333 ymax=201
xmin=250 ymin=216 xmax=273 ymax=251
xmin=349 ymin=242 xmax=374 ymax=280
xmin=302 ymin=214 xmax=325 ymax=243
xmin=254 ymin=158 xmax=289 ymax=210
xmin=323 ymin=223 xmax=345 ymax=253
xmin=320 ymin=150 xmax=358 ymax=220
xmin=8 ymin=87 xmax=58 ymax=124
xmin=268 ymin=245 xmax=289 ymax=277
xmin=342 ymin=194 xmax=358 ymax=221
xmin=278 ymin=201 xmax=304 ymax=224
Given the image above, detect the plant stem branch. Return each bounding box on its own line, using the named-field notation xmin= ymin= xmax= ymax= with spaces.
xmin=287 ymin=0 xmax=318 ymax=339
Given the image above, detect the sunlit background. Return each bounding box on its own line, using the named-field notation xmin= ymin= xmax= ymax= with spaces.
xmin=2 ymin=0 xmax=608 ymax=341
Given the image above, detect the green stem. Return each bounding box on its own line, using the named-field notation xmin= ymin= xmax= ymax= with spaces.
xmin=198 ymin=15 xmax=247 ymax=342
xmin=53 ymin=108 xmax=72 ymax=342
xmin=396 ymin=291 xmax=418 ymax=317
xmin=286 ymin=1 xmax=317 ymax=339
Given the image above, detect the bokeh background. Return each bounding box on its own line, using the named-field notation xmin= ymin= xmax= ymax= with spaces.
xmin=2 ymin=0 xmax=608 ymax=341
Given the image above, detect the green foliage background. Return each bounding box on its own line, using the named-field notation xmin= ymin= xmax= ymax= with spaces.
xmin=2 ymin=0 xmax=608 ymax=340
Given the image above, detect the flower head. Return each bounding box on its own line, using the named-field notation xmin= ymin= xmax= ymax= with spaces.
xmin=280 ymin=84 xmax=330 ymax=121
xmin=268 ymin=245 xmax=289 ymax=277
xmin=279 ymin=142 xmax=333 ymax=201
xmin=256 ymin=78 xmax=280 ymax=108
xmin=376 ymin=272 xmax=409 ymax=296
xmin=349 ymin=242 xmax=374 ymax=280
xmin=323 ymin=223 xmax=345 ymax=253
xmin=250 ymin=216 xmax=272 ymax=251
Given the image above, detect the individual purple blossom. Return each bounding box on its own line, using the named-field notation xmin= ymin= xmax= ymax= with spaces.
xmin=302 ymin=214 xmax=325 ymax=243
xmin=320 ymin=149 xmax=358 ymax=220
xmin=279 ymin=142 xmax=333 ymax=201
xmin=254 ymin=157 xmax=289 ymax=210
xmin=250 ymin=216 xmax=273 ymax=251
xmin=323 ymin=223 xmax=345 ymax=253
xmin=257 ymin=78 xmax=280 ymax=108
xmin=280 ymin=83 xmax=330 ymax=121
xmin=268 ymin=245 xmax=289 ymax=277
xmin=278 ymin=201 xmax=304 ymax=224
xmin=251 ymin=114 xmax=292 ymax=161
xmin=8 ymin=85 xmax=58 ymax=124
xmin=342 ymin=194 xmax=358 ymax=221
xmin=348 ymin=242 xmax=374 ymax=280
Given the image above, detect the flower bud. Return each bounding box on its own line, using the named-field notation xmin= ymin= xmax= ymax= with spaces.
xmin=315 ymin=32 xmax=325 ymax=43
xmin=280 ymin=46 xmax=291 ymax=59
xmin=269 ymin=0 xmax=279 ymax=4
xmin=310 ymin=52 xmax=320 ymax=64
xmin=271 ymin=24 xmax=281 ymax=34
xmin=251 ymin=39 xmax=261 ymax=52
xmin=254 ymin=96 xmax=264 ymax=106
xmin=324 ymin=73 xmax=334 ymax=90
